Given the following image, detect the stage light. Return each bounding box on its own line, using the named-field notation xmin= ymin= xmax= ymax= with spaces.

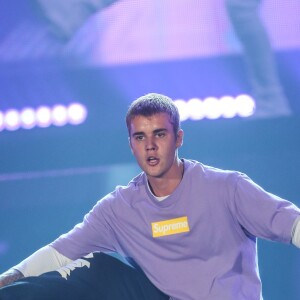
xmin=52 ymin=105 xmax=68 ymax=126
xmin=0 ymin=103 xmax=88 ymax=132
xmin=236 ymin=94 xmax=255 ymax=117
xmin=20 ymin=108 xmax=36 ymax=129
xmin=187 ymin=98 xmax=205 ymax=120
xmin=174 ymin=95 xmax=255 ymax=121
xmin=36 ymin=106 xmax=52 ymax=128
xmin=4 ymin=109 xmax=20 ymax=131
xmin=173 ymin=99 xmax=190 ymax=121
xmin=219 ymin=96 xmax=237 ymax=119
xmin=203 ymin=97 xmax=222 ymax=120
xmin=67 ymin=103 xmax=87 ymax=125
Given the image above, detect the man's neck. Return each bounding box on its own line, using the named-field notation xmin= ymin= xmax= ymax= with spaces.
xmin=147 ymin=159 xmax=184 ymax=197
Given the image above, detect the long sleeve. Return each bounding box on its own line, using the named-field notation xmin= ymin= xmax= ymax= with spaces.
xmin=13 ymin=245 xmax=72 ymax=277
xmin=292 ymin=216 xmax=300 ymax=248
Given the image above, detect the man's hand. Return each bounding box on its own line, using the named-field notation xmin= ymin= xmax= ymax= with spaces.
xmin=0 ymin=269 xmax=24 ymax=288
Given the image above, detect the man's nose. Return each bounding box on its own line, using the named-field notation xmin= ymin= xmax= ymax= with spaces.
xmin=145 ymin=138 xmax=156 ymax=151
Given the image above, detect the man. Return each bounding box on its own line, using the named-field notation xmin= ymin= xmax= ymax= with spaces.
xmin=0 ymin=93 xmax=299 ymax=299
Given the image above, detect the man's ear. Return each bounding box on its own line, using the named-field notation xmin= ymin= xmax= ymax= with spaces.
xmin=176 ymin=129 xmax=184 ymax=148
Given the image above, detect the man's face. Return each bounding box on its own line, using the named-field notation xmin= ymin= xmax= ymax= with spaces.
xmin=129 ymin=113 xmax=183 ymax=180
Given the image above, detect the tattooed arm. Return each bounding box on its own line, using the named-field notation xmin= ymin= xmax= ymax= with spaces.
xmin=0 ymin=269 xmax=24 ymax=288
xmin=0 ymin=245 xmax=72 ymax=288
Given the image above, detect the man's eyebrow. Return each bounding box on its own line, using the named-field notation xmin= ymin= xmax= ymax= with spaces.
xmin=131 ymin=128 xmax=167 ymax=137
xmin=132 ymin=131 xmax=145 ymax=137
xmin=153 ymin=128 xmax=167 ymax=134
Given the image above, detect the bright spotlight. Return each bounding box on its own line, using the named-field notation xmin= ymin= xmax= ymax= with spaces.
xmin=67 ymin=103 xmax=88 ymax=125
xmin=236 ymin=95 xmax=255 ymax=117
xmin=36 ymin=106 xmax=52 ymax=128
xmin=187 ymin=98 xmax=205 ymax=120
xmin=52 ymin=105 xmax=68 ymax=126
xmin=219 ymin=96 xmax=237 ymax=119
xmin=20 ymin=108 xmax=36 ymax=129
xmin=4 ymin=109 xmax=20 ymax=131
xmin=174 ymin=99 xmax=189 ymax=121
xmin=203 ymin=97 xmax=222 ymax=119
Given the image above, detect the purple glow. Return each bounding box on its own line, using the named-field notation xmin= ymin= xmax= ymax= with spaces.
xmin=52 ymin=105 xmax=68 ymax=126
xmin=0 ymin=241 xmax=10 ymax=255
xmin=36 ymin=106 xmax=52 ymax=128
xmin=20 ymin=108 xmax=36 ymax=129
xmin=84 ymin=1 xmax=300 ymax=66
xmin=67 ymin=103 xmax=88 ymax=125
xmin=4 ymin=109 xmax=20 ymax=131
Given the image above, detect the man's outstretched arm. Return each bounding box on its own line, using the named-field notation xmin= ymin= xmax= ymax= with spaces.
xmin=0 ymin=245 xmax=72 ymax=288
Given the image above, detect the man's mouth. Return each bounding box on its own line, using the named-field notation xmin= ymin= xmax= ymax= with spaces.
xmin=147 ymin=156 xmax=159 ymax=166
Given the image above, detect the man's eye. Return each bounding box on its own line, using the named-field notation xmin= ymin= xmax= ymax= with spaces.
xmin=156 ymin=132 xmax=165 ymax=138
xmin=135 ymin=135 xmax=144 ymax=141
